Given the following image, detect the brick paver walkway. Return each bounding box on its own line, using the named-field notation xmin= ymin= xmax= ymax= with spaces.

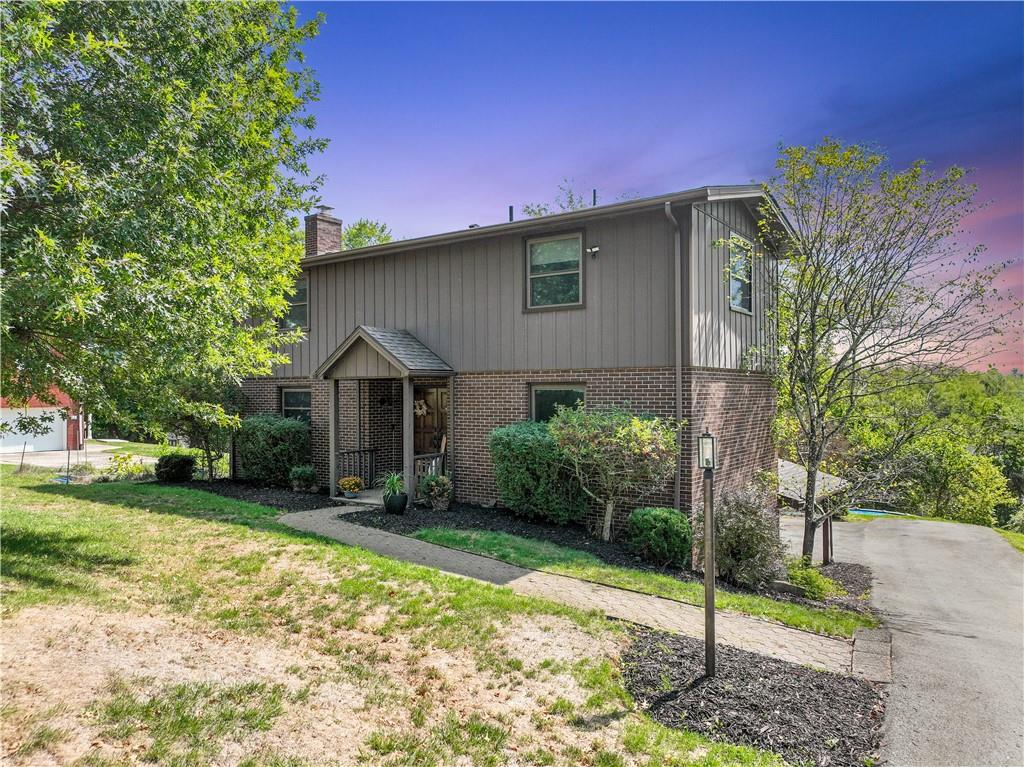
xmin=279 ymin=508 xmax=853 ymax=673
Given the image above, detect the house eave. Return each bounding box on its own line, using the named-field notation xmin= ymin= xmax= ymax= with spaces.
xmin=301 ymin=184 xmax=772 ymax=268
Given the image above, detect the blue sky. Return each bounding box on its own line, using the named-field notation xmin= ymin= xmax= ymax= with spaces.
xmin=294 ymin=1 xmax=1023 ymax=368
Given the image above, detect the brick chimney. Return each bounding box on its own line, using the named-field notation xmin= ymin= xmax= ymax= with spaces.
xmin=304 ymin=205 xmax=343 ymax=257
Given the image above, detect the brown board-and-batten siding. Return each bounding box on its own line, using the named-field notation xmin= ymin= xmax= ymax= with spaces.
xmin=690 ymin=200 xmax=778 ymax=371
xmin=274 ymin=208 xmax=678 ymax=378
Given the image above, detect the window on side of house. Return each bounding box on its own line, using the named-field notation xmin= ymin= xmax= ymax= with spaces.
xmin=728 ymin=232 xmax=753 ymax=313
xmin=279 ymin=275 xmax=309 ymax=329
xmin=281 ymin=389 xmax=312 ymax=423
xmin=526 ymin=233 xmax=582 ymax=308
xmin=531 ymin=384 xmax=585 ymax=422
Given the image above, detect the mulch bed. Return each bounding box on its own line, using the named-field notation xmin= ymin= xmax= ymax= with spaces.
xmin=622 ymin=626 xmax=885 ymax=767
xmin=342 ymin=503 xmax=875 ymax=614
xmin=186 ymin=480 xmax=343 ymax=512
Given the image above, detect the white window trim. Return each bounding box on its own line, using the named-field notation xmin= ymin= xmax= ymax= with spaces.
xmin=281 ymin=388 xmax=312 ymax=421
xmin=280 ymin=275 xmax=309 ymax=330
xmin=530 ymin=383 xmax=586 ymax=421
xmin=728 ymin=231 xmax=754 ymax=315
xmin=526 ymin=233 xmax=583 ymax=309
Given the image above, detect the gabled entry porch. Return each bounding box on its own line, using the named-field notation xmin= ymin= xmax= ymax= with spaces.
xmin=315 ymin=326 xmax=454 ymax=499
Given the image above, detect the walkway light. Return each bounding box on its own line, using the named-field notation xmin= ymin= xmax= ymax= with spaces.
xmin=698 ymin=431 xmax=717 ymax=470
xmin=698 ymin=429 xmax=717 ymax=677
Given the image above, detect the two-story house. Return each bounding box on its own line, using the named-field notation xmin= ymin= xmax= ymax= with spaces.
xmin=241 ymin=185 xmax=786 ymax=534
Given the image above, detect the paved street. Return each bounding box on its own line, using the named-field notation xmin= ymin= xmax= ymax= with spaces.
xmin=281 ymin=509 xmax=854 ymax=673
xmin=783 ymin=515 xmax=1024 ymax=767
xmin=0 ymin=443 xmax=155 ymax=470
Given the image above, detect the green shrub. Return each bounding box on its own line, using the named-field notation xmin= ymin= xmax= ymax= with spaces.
xmin=785 ymin=557 xmax=847 ymax=600
xmin=1004 ymin=505 xmax=1024 ymax=534
xmin=103 ymin=453 xmax=151 ymax=481
xmin=626 ymin=507 xmax=691 ymax=568
xmin=488 ymin=422 xmax=586 ymax=525
xmin=693 ymin=483 xmax=784 ymax=589
xmin=289 ymin=464 xmax=318 ymax=490
xmin=235 ymin=415 xmax=310 ymax=486
xmin=155 ymin=452 xmax=196 ymax=482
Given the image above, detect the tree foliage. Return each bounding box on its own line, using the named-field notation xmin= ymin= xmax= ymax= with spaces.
xmin=548 ymin=406 xmax=679 ymax=541
xmin=841 ymin=369 xmax=1024 ymax=525
xmin=343 ymin=218 xmax=392 ymax=250
xmin=1 ymin=1 xmax=325 ymax=429
xmin=755 ymin=138 xmax=1019 ymax=556
xmin=522 ymin=179 xmax=595 ymax=218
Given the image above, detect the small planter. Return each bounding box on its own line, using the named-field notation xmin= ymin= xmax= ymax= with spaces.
xmin=344 ymin=491 xmax=359 ymax=499
xmin=430 ymin=496 xmax=451 ymax=512
xmin=384 ymin=492 xmax=408 ymax=515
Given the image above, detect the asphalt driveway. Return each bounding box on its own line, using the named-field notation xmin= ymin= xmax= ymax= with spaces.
xmin=783 ymin=515 xmax=1024 ymax=766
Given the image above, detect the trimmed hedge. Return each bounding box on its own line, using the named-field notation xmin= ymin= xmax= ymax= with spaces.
xmin=235 ymin=415 xmax=310 ymax=486
xmin=155 ymin=452 xmax=195 ymax=482
xmin=488 ymin=421 xmax=586 ymax=525
xmin=627 ymin=507 xmax=692 ymax=568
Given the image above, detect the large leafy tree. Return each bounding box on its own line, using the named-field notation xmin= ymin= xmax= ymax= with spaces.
xmin=343 ymin=218 xmax=392 ymax=250
xmin=747 ymin=139 xmax=1020 ymax=557
xmin=1 ymin=1 xmax=325 ymax=429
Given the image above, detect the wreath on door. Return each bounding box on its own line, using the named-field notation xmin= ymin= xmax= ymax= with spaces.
xmin=413 ymin=399 xmax=430 ymax=418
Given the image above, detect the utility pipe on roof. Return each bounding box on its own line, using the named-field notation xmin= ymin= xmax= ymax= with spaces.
xmin=664 ymin=202 xmax=683 ymax=512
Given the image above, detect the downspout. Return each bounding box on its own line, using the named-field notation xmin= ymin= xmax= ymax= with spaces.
xmin=664 ymin=202 xmax=683 ymax=512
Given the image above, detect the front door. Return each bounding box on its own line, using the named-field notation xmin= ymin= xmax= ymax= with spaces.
xmin=413 ymin=385 xmax=448 ymax=455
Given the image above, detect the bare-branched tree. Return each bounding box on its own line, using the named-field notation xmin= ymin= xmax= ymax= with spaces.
xmin=736 ymin=139 xmax=1020 ymax=557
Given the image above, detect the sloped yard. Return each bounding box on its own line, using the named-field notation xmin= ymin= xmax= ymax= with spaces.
xmin=1 ymin=467 xmax=784 ymax=766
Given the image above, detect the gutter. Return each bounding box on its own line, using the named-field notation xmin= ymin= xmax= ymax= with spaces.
xmin=664 ymin=201 xmax=683 ymax=512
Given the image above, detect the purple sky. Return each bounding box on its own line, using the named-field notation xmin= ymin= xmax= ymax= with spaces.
xmin=294 ymin=1 xmax=1023 ymax=371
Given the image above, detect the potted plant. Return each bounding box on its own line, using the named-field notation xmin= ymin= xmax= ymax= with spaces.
xmin=420 ymin=473 xmax=453 ymax=512
xmin=379 ymin=471 xmax=408 ymax=515
xmin=338 ymin=475 xmax=364 ymax=498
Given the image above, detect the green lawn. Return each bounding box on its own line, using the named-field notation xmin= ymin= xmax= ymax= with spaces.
xmin=413 ymin=528 xmax=877 ymax=638
xmin=88 ymin=438 xmax=177 ymax=457
xmin=1 ymin=466 xmax=783 ymax=766
xmin=997 ymin=528 xmax=1024 ymax=554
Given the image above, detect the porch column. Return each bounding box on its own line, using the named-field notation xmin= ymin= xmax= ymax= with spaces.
xmin=402 ymin=375 xmax=415 ymax=497
xmin=328 ymin=379 xmax=339 ymax=497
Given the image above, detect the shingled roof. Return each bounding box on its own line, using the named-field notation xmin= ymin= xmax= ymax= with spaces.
xmin=314 ymin=325 xmax=454 ymax=378
xmin=777 ymin=459 xmax=850 ymax=505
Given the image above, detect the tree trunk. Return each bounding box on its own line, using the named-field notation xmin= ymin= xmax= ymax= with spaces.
xmin=801 ymin=461 xmax=821 ymax=559
xmin=602 ymin=501 xmax=614 ymax=542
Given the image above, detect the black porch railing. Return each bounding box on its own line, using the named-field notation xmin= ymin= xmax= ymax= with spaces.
xmin=338 ymin=448 xmax=377 ymax=486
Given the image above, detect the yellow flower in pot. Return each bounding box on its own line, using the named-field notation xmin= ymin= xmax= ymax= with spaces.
xmin=339 ymin=476 xmax=364 ymax=498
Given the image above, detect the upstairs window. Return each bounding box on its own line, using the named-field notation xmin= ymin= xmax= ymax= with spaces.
xmin=526 ymin=233 xmax=582 ymax=308
xmin=280 ymin=275 xmax=308 ymax=329
xmin=281 ymin=389 xmax=311 ymax=423
xmin=728 ymin=233 xmax=753 ymax=313
xmin=531 ymin=384 xmax=585 ymax=422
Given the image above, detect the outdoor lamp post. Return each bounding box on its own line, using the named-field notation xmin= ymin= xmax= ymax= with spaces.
xmin=698 ymin=430 xmax=717 ymax=677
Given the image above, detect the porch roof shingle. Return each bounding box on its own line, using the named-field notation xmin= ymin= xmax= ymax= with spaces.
xmin=315 ymin=325 xmax=454 ymax=378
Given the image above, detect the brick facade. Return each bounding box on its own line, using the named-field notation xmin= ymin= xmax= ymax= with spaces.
xmin=240 ymin=366 xmax=775 ymax=538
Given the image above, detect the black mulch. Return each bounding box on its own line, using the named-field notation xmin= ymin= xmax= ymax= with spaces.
xmin=820 ymin=562 xmax=873 ymax=600
xmin=342 ymin=503 xmax=876 ymax=614
xmin=185 ymin=480 xmax=344 ymax=512
xmin=623 ymin=626 xmax=885 ymax=767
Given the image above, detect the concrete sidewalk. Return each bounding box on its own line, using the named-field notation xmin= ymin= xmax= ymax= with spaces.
xmin=280 ymin=508 xmax=854 ymax=674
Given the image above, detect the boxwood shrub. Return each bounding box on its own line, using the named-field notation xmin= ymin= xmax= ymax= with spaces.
xmin=488 ymin=421 xmax=585 ymax=525
xmin=155 ymin=452 xmax=196 ymax=483
xmin=627 ymin=507 xmax=692 ymax=568
xmin=235 ymin=415 xmax=310 ymax=486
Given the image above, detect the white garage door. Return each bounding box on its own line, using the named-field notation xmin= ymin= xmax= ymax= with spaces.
xmin=0 ymin=408 xmax=66 ymax=453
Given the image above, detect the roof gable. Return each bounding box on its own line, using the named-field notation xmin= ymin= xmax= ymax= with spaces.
xmin=314 ymin=326 xmax=454 ymax=379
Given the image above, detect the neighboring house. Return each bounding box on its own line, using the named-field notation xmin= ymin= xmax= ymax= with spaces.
xmin=0 ymin=386 xmax=86 ymax=453
xmin=242 ymin=185 xmax=787 ymax=534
